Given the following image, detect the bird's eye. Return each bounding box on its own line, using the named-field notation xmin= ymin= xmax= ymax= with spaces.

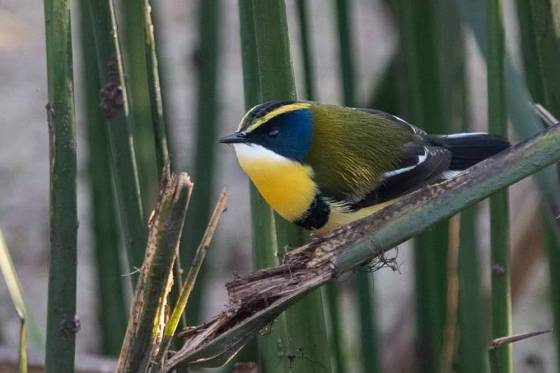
xmin=268 ymin=128 xmax=280 ymax=137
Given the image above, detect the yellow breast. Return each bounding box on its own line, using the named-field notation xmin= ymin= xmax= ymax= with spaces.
xmin=234 ymin=144 xmax=316 ymax=222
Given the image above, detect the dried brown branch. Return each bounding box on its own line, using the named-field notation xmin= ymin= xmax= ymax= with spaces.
xmin=117 ymin=170 xmax=193 ymax=372
xmin=154 ymin=192 xmax=229 ymax=369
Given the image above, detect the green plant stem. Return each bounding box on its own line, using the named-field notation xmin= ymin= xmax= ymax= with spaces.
xmin=239 ymin=1 xmax=292 ymax=371
xmin=296 ymin=0 xmax=316 ymax=101
xmin=458 ymin=207 xmax=490 ymax=373
xmin=520 ymin=1 xmax=560 ymax=117
xmin=181 ymin=0 xmax=222 ymax=324
xmin=121 ymin=0 xmax=159 ymax=208
xmin=253 ymin=1 xmax=332 ymax=372
xmin=486 ymin=0 xmax=512 ymax=372
xmin=297 ymin=1 xmax=345 ymax=371
xmin=324 ymin=285 xmax=345 ymax=373
xmin=86 ymin=0 xmax=148 ymax=272
xmin=144 ymin=0 xmax=171 ymax=176
xmin=240 ymin=1 xmax=331 ymax=371
xmin=516 ymin=2 xmax=560 ymax=367
xmin=43 ymin=0 xmax=78 ymax=370
xmin=393 ymin=1 xmax=448 ymax=371
xmin=79 ymin=2 xmax=127 ymax=355
xmin=334 ymin=1 xmax=380 ymax=371
xmin=543 ymin=211 xmax=560 ymax=369
xmin=335 ymin=0 xmax=356 ymax=106
xmin=356 ymin=272 xmax=380 ymax=373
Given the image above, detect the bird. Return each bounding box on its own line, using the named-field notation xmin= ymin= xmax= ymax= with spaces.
xmin=220 ymin=101 xmax=510 ymax=234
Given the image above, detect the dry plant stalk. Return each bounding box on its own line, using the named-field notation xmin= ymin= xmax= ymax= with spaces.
xmin=153 ymin=192 xmax=229 ymax=368
xmin=117 ymin=170 xmax=193 ymax=372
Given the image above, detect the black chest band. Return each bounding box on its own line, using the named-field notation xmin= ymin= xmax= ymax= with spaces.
xmin=294 ymin=194 xmax=330 ymax=230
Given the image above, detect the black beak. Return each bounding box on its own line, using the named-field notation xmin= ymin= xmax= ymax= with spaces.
xmin=219 ymin=132 xmax=249 ymax=144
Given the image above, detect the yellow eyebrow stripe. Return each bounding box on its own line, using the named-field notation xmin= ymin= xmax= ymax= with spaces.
xmin=239 ymin=102 xmax=312 ymax=132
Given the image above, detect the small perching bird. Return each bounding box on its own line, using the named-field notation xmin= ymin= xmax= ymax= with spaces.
xmin=220 ymin=101 xmax=510 ymax=233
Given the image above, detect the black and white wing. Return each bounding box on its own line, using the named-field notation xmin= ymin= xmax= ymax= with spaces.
xmin=349 ymin=142 xmax=451 ymax=210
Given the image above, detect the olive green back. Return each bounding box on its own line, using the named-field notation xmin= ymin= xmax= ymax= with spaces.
xmin=305 ymin=104 xmax=414 ymax=201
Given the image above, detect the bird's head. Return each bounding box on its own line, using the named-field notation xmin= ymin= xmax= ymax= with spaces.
xmin=220 ymin=100 xmax=314 ymax=163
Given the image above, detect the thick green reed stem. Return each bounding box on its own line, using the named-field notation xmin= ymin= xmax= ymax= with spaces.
xmin=516 ymin=1 xmax=560 ymax=367
xmin=181 ymin=0 xmax=222 ymax=324
xmin=240 ymin=1 xmax=332 ymax=372
xmin=121 ymin=0 xmax=159 ymax=208
xmin=334 ymin=1 xmax=380 ymax=372
xmin=239 ymin=1 xmax=292 ymax=372
xmin=86 ymin=0 xmax=148 ymax=273
xmin=79 ymin=2 xmax=127 ymax=355
xmin=458 ymin=208 xmax=490 ymax=373
xmin=486 ymin=1 xmax=513 ymax=372
xmin=43 ymin=0 xmax=78 ymax=370
xmin=144 ymin=0 xmax=171 ymax=176
xmin=296 ymin=0 xmax=317 ymax=101
xmin=393 ymin=1 xmax=449 ymax=371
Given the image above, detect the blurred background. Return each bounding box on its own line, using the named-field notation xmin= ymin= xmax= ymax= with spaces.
xmin=0 ymin=0 xmax=557 ymax=371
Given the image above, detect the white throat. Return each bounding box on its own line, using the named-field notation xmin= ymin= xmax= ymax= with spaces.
xmin=233 ymin=143 xmax=291 ymax=164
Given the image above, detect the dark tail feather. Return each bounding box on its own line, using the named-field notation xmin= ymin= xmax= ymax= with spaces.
xmin=427 ymin=133 xmax=510 ymax=170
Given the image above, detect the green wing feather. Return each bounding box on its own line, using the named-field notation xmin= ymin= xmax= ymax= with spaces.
xmin=305 ymin=104 xmax=415 ymax=202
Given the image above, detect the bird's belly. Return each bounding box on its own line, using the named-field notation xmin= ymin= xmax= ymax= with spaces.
xmin=235 ymin=148 xmax=316 ymax=222
xmin=314 ymin=200 xmax=396 ymax=234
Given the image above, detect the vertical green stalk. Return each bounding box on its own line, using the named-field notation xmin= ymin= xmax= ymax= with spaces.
xmin=334 ymin=0 xmax=356 ymax=106
xmin=150 ymin=2 xmax=176 ymax=168
xmin=520 ymin=1 xmax=560 ymax=115
xmin=543 ymin=212 xmax=560 ymax=370
xmin=79 ymin=2 xmax=127 ymax=355
xmin=324 ymin=286 xmax=345 ymax=373
xmin=516 ymin=2 xmax=560 ymax=367
xmin=393 ymin=1 xmax=448 ymax=372
xmin=458 ymin=208 xmax=490 ymax=373
xmin=514 ymin=0 xmax=544 ymax=103
xmin=43 ymin=0 xmax=77 ymax=370
xmin=334 ymin=1 xmax=380 ymax=372
xmin=143 ymin=0 xmax=171 ymax=176
xmin=181 ymin=0 xmax=221 ymax=324
xmin=296 ymin=0 xmax=316 ymax=101
xmin=296 ymin=1 xmax=345 ymax=371
xmin=356 ymin=272 xmax=380 ymax=373
xmin=239 ymin=1 xmax=291 ymax=371
xmin=486 ymin=0 xmax=512 ymax=372
xmin=254 ymin=1 xmax=331 ymax=371
xmin=239 ymin=1 xmax=331 ymax=371
xmin=86 ymin=0 xmax=148 ymax=272
xmin=446 ymin=13 xmax=486 ymax=370
xmin=121 ymin=0 xmax=159 ymax=207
